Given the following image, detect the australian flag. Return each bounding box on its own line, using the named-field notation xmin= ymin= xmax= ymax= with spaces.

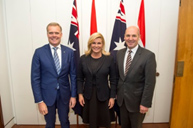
xmin=68 ymin=0 xmax=82 ymax=117
xmin=109 ymin=0 xmax=126 ymax=61
xmin=109 ymin=0 xmax=127 ymax=125
xmin=68 ymin=0 xmax=80 ymax=68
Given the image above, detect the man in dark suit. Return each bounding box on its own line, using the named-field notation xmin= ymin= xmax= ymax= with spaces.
xmin=31 ymin=22 xmax=76 ymax=128
xmin=116 ymin=26 xmax=156 ymax=128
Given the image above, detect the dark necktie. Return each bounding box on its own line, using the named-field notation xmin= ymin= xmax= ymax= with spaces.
xmin=124 ymin=50 xmax=132 ymax=76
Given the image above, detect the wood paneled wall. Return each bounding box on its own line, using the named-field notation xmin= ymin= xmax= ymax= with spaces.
xmin=170 ymin=0 xmax=193 ymax=128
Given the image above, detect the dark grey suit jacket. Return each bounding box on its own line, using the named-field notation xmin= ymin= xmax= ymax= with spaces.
xmin=116 ymin=45 xmax=156 ymax=112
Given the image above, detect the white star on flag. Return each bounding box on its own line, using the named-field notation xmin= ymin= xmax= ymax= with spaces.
xmin=67 ymin=41 xmax=76 ymax=51
xmin=113 ymin=37 xmax=125 ymax=51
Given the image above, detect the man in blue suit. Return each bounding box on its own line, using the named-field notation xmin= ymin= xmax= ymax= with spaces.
xmin=31 ymin=22 xmax=76 ymax=128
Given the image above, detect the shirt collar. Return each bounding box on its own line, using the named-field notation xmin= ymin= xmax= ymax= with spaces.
xmin=49 ymin=44 xmax=61 ymax=50
xmin=126 ymin=45 xmax=139 ymax=54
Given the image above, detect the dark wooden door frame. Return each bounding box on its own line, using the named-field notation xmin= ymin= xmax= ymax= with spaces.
xmin=0 ymin=96 xmax=4 ymax=128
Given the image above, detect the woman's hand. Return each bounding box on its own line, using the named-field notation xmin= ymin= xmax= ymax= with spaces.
xmin=79 ymin=94 xmax=85 ymax=107
xmin=108 ymin=98 xmax=115 ymax=109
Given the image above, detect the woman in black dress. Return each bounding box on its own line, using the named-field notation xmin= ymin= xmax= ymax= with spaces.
xmin=77 ymin=32 xmax=116 ymax=128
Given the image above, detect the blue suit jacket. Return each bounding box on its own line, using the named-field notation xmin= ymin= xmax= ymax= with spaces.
xmin=31 ymin=44 xmax=76 ymax=106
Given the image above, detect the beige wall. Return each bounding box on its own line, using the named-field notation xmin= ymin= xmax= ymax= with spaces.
xmin=0 ymin=0 xmax=14 ymax=127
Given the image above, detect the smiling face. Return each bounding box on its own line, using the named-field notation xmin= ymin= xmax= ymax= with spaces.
xmin=47 ymin=25 xmax=62 ymax=47
xmin=124 ymin=26 xmax=140 ymax=49
xmin=91 ymin=38 xmax=103 ymax=54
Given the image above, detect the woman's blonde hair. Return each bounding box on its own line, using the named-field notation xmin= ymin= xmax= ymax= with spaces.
xmin=85 ymin=32 xmax=110 ymax=56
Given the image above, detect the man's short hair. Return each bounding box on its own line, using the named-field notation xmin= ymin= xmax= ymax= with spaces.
xmin=46 ymin=22 xmax=62 ymax=32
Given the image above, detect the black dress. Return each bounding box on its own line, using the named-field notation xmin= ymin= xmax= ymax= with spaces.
xmin=82 ymin=56 xmax=115 ymax=128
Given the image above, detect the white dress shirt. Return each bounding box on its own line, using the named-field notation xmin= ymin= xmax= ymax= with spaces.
xmin=49 ymin=44 xmax=62 ymax=68
xmin=123 ymin=45 xmax=139 ymax=73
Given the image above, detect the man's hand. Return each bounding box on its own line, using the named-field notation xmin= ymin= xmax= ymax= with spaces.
xmin=79 ymin=94 xmax=85 ymax=107
xmin=69 ymin=97 xmax=76 ymax=108
xmin=140 ymin=105 xmax=149 ymax=114
xmin=38 ymin=102 xmax=48 ymax=115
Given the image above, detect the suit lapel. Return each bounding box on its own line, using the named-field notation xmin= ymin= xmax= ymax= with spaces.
xmin=119 ymin=48 xmax=127 ymax=80
xmin=86 ymin=55 xmax=93 ymax=74
xmin=60 ymin=45 xmax=66 ymax=75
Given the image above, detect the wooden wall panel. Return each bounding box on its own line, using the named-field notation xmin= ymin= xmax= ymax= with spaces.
xmin=170 ymin=0 xmax=193 ymax=128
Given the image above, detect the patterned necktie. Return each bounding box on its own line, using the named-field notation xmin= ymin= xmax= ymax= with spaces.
xmin=53 ymin=47 xmax=61 ymax=74
xmin=124 ymin=50 xmax=132 ymax=76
